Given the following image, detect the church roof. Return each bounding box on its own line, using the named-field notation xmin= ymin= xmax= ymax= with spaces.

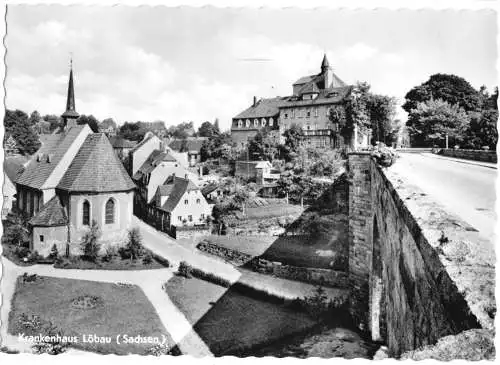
xmin=29 ymin=195 xmax=68 ymax=227
xmin=321 ymin=54 xmax=330 ymax=68
xmin=57 ymin=133 xmax=136 ymax=193
xmin=16 ymin=125 xmax=88 ymax=190
xmin=160 ymin=176 xmax=199 ymax=213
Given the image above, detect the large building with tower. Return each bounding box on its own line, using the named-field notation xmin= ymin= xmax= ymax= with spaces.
xmin=231 ymin=55 xmax=370 ymax=150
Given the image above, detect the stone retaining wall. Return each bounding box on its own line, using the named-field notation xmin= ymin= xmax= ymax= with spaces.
xmin=196 ymin=240 xmax=348 ymax=288
xmin=440 ymin=149 xmax=497 ymax=163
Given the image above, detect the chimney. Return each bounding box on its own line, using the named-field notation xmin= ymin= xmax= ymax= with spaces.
xmin=253 ymin=96 xmax=257 ymax=106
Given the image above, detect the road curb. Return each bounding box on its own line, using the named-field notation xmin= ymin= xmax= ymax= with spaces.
xmin=422 ymin=154 xmax=497 ymax=170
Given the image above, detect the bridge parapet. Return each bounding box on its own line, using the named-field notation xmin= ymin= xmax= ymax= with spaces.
xmin=347 ymin=153 xmax=494 ymax=357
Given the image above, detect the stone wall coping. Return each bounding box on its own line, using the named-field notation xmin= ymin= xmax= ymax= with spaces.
xmin=376 ymin=161 xmax=495 ymax=330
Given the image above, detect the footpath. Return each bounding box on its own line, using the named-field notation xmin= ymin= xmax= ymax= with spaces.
xmin=418 ymin=152 xmax=497 ymax=169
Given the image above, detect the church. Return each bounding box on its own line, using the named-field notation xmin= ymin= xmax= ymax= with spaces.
xmin=15 ymin=63 xmax=136 ymax=256
xmin=231 ymin=55 xmax=371 ymax=150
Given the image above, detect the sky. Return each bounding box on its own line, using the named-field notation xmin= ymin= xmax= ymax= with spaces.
xmin=5 ymin=5 xmax=497 ymax=131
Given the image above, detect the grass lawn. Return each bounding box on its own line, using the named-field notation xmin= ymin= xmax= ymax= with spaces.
xmin=243 ymin=204 xmax=304 ymax=220
xmin=192 ymin=285 xmax=317 ymax=356
xmin=164 ymin=275 xmax=228 ymax=324
xmin=202 ymin=235 xmax=276 ymax=257
xmin=8 ymin=276 xmax=175 ymax=355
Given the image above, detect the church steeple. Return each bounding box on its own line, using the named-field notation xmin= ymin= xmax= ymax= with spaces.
xmin=61 ymin=57 xmax=79 ymax=129
xmin=321 ymin=53 xmax=330 ymax=71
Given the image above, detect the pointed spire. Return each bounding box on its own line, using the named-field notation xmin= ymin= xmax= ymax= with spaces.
xmin=66 ymin=57 xmax=76 ymax=113
xmin=61 ymin=56 xmax=79 ymax=127
xmin=321 ymin=53 xmax=330 ymax=70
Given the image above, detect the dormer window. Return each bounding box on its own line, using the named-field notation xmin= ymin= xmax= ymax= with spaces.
xmin=36 ymin=153 xmax=43 ymax=162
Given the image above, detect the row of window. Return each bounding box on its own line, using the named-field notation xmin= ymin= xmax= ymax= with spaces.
xmin=177 ymin=213 xmax=205 ymax=223
xmin=284 ymin=107 xmax=327 ymax=119
xmin=236 ymin=117 xmax=275 ymax=129
xmin=82 ymin=199 xmax=115 ymax=226
xmin=184 ymin=198 xmax=201 ymax=205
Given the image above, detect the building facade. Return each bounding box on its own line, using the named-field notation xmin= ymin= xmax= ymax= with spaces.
xmin=231 ymin=55 xmax=370 ymax=150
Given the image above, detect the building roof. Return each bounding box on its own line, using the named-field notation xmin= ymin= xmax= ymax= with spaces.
xmin=160 ymin=176 xmax=199 ymax=213
xmin=108 ymin=136 xmax=137 ymax=149
xmin=57 ymin=133 xmax=136 ymax=192
xmin=129 ymin=132 xmax=158 ymax=154
xmin=29 ymin=195 xmax=68 ymax=227
xmin=201 ymin=183 xmax=220 ymax=196
xmin=132 ymin=150 xmax=179 ymax=180
xmin=280 ymin=86 xmax=352 ymax=108
xmin=299 ymin=82 xmax=320 ymax=94
xmin=321 ymin=54 xmax=330 ymax=69
xmin=16 ymin=124 xmax=88 ymax=190
xmin=234 ymin=97 xmax=286 ymax=119
xmin=3 ymin=155 xmax=27 ymax=183
xmin=61 ymin=65 xmax=79 ymax=120
xmin=157 ymin=184 xmax=174 ymax=196
xmin=168 ymin=138 xmax=207 ymax=153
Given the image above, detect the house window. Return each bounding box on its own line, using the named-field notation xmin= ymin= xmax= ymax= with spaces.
xmin=105 ymin=199 xmax=115 ymax=224
xmin=178 ymin=216 xmax=182 ymax=222
xmin=184 ymin=199 xmax=188 ymax=205
xmin=315 ymin=108 xmax=319 ymax=117
xmin=269 ymin=118 xmax=274 ymax=126
xmin=196 ymin=198 xmax=201 ymax=204
xmin=188 ymin=215 xmax=193 ymax=222
xmin=82 ymin=200 xmax=90 ymax=226
xmin=284 ymin=113 xmax=288 ymax=119
xmin=40 ymin=235 xmax=44 ymax=243
xmin=307 ymin=110 xmax=311 ymax=118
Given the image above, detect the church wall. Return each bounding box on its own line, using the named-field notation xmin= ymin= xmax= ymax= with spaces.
xmin=67 ymin=191 xmax=134 ymax=248
xmin=32 ymin=225 xmax=68 ymax=256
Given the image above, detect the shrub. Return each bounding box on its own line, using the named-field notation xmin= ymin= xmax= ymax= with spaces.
xmin=80 ymin=220 xmax=101 ymax=262
xmin=142 ymin=253 xmax=153 ymax=265
xmin=14 ymin=246 xmax=30 ymax=259
xmin=153 ymin=254 xmax=170 ymax=268
xmin=102 ymin=245 xmax=117 ymax=262
xmin=48 ymin=244 xmax=59 ymax=260
xmin=177 ymin=261 xmax=192 ymax=278
xmin=27 ymin=251 xmax=41 ymax=263
xmin=190 ymin=267 xmax=231 ymax=287
xmin=118 ymin=246 xmax=131 ymax=260
xmin=125 ymin=228 xmax=144 ymax=260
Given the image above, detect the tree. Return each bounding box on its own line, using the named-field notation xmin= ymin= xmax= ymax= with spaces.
xmin=462 ymin=109 xmax=498 ymax=150
xmin=43 ymin=114 xmax=61 ymax=132
xmin=77 ymin=114 xmax=100 ymax=133
xmin=119 ymin=122 xmax=148 ymax=141
xmin=80 ymin=220 xmax=101 ymax=262
xmin=248 ymin=130 xmax=278 ymax=161
xmin=4 ymin=109 xmax=41 ymax=155
xmin=28 ymin=110 xmax=42 ymax=126
xmin=406 ymin=99 xmax=470 ymax=147
xmin=100 ymin=118 xmax=117 ymax=130
xmin=280 ymin=124 xmax=303 ymax=161
xmin=198 ymin=121 xmax=220 ymax=138
xmin=214 ymin=118 xmax=220 ymax=133
xmin=168 ymin=121 xmax=194 ymax=139
xmin=403 ymin=74 xmax=481 ymax=113
xmin=125 ymin=228 xmax=144 ymax=260
xmin=366 ymin=93 xmax=397 ymax=145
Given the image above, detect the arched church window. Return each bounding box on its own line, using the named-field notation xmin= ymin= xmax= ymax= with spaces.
xmin=82 ymin=200 xmax=90 ymax=226
xmin=245 ymin=119 xmax=250 ymax=127
xmin=254 ymin=119 xmax=259 ymax=127
xmin=261 ymin=118 xmax=266 ymax=127
xmin=105 ymin=199 xmax=115 ymax=224
xmin=238 ymin=120 xmax=243 ymax=128
xmin=269 ymin=118 xmax=274 ymax=126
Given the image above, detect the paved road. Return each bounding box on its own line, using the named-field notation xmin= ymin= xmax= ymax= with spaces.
xmin=391 ymin=153 xmax=497 ymax=244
